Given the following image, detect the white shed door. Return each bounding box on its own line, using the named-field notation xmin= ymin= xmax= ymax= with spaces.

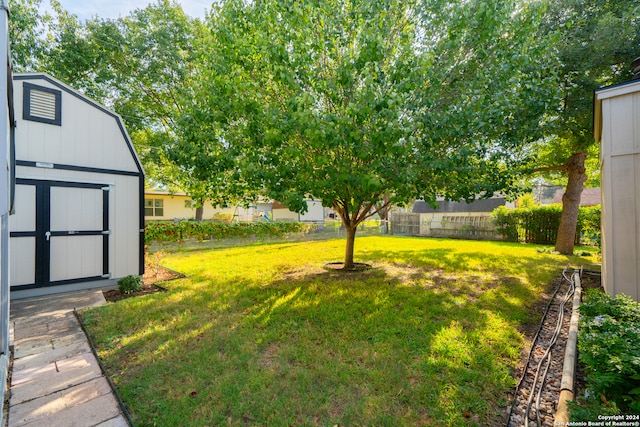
xmin=10 ymin=179 xmax=110 ymax=290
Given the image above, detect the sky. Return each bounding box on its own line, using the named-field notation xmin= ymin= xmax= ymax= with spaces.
xmin=51 ymin=0 xmax=213 ymax=21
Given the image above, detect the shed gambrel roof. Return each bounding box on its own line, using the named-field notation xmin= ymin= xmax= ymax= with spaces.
xmin=13 ymin=73 xmax=144 ymax=176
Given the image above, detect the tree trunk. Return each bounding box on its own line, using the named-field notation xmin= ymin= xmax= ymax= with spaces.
xmin=344 ymin=224 xmax=357 ymax=269
xmin=195 ymin=206 xmax=204 ymax=222
xmin=555 ymin=152 xmax=588 ymax=255
xmin=380 ymin=193 xmax=390 ymax=234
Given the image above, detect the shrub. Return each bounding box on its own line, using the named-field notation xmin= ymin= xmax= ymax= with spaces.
xmin=118 ymin=275 xmax=143 ymax=294
xmin=492 ymin=205 xmax=562 ymax=243
xmin=144 ymin=221 xmax=318 ymax=244
xmin=492 ymin=206 xmax=520 ymax=241
xmin=578 ymin=205 xmax=601 ymax=247
xmin=572 ymin=289 xmax=640 ymax=419
xmin=491 ymin=204 xmax=601 ymax=246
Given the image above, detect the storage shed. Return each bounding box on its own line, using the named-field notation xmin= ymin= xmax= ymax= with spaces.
xmin=9 ymin=73 xmax=144 ymax=298
xmin=272 ymin=200 xmax=324 ymax=223
xmin=594 ymin=78 xmax=640 ymax=301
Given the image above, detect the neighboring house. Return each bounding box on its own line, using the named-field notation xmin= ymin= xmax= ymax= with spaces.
xmin=10 ymin=73 xmax=144 ymax=299
xmin=0 ymin=0 xmax=15 ymax=418
xmin=144 ymin=191 xmax=273 ymax=222
xmin=144 ymin=191 xmax=235 ymax=221
xmin=533 ymin=183 xmax=564 ymax=205
xmin=550 ymin=187 xmax=601 ymax=206
xmin=272 ymin=199 xmax=324 ymax=223
xmin=594 ymin=76 xmax=640 ymax=301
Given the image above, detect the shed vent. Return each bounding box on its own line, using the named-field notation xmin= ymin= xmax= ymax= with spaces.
xmin=23 ymin=82 xmax=62 ymax=126
xmin=633 ymin=56 xmax=640 ymax=80
xmin=29 ymin=89 xmax=57 ymax=121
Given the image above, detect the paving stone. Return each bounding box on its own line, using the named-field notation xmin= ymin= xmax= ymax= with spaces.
xmin=52 ymin=330 xmax=92 ymax=350
xmin=11 ymin=290 xmax=106 ymax=318
xmin=10 ymin=353 xmax=103 ymax=405
xmin=9 ymin=377 xmax=115 ymax=426
xmin=12 ymin=310 xmax=76 ymax=329
xmin=12 ymin=340 xmax=92 ymax=373
xmin=11 ymin=336 xmax=54 ymax=360
xmin=13 ymin=330 xmax=89 ymax=360
xmin=13 ymin=314 xmax=79 ymax=341
xmin=11 ymin=391 xmax=121 ymax=427
xmin=95 ymin=416 xmax=131 ymax=427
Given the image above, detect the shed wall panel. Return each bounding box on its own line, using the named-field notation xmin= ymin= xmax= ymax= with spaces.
xmin=273 ymin=209 xmax=299 ymax=221
xmin=299 ymin=200 xmax=323 ymax=222
xmin=50 ymin=186 xmax=102 ymax=231
xmin=50 ymin=236 xmax=102 ymax=282
xmin=598 ymin=82 xmax=640 ymax=301
xmin=10 ymin=238 xmax=34 ymax=286
xmin=609 ymin=155 xmax=638 ymax=299
xmin=112 ymin=178 xmax=142 ymax=277
xmin=609 ymin=94 xmax=634 ymax=155
xmin=10 ymin=185 xmax=35 ymax=232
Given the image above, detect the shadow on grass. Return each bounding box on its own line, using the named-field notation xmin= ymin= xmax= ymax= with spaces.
xmin=81 ymin=250 xmax=557 ymax=426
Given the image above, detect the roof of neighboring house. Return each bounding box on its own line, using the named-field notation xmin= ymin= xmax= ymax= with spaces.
xmin=412 ymin=198 xmax=506 ymax=213
xmin=145 ymin=190 xmax=189 ymax=197
xmin=537 ymin=185 xmax=564 ymax=205
xmin=551 ymin=187 xmax=601 ymax=206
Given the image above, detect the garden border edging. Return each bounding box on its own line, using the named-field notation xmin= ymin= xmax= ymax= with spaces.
xmin=554 ymin=270 xmax=582 ymax=425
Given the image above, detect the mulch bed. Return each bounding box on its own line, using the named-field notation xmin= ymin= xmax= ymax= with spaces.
xmin=323 ymin=262 xmax=372 ymax=271
xmin=103 ymin=264 xmax=184 ymax=302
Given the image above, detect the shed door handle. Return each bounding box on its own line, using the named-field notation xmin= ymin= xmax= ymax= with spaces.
xmin=45 ymin=231 xmax=51 ymax=241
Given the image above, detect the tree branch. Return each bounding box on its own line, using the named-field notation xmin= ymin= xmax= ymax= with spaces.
xmin=532 ymin=164 xmax=567 ymax=173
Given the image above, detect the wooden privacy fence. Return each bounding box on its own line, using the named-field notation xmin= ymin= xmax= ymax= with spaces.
xmin=390 ymin=213 xmax=503 ymax=241
xmin=390 ymin=213 xmax=421 ymax=236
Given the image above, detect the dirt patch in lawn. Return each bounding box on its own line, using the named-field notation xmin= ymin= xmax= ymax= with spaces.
xmin=103 ymin=264 xmax=184 ymax=303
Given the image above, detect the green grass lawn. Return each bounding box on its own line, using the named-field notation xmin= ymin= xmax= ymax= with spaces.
xmin=81 ymin=236 xmax=597 ymax=426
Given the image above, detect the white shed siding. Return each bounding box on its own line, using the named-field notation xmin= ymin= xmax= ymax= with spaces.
xmin=15 ymin=79 xmax=139 ymax=173
xmin=10 ymin=74 xmax=144 ymax=298
xmin=10 ymin=238 xmax=34 ymax=285
xmin=112 ymin=175 xmax=143 ymax=278
xmin=596 ymin=80 xmax=640 ymax=301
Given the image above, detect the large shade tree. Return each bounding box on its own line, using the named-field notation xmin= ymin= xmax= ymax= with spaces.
xmin=533 ymin=0 xmax=640 ymax=254
xmin=9 ymin=0 xmax=229 ymax=219
xmin=170 ymin=0 xmax=559 ymax=268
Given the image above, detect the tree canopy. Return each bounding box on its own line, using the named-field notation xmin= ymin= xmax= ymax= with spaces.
xmin=11 ymin=0 xmax=629 ymax=263
xmin=531 ymin=0 xmax=639 ymax=254
xmin=166 ymin=0 xmax=558 ymax=267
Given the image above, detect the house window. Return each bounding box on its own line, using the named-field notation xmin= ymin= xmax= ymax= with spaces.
xmin=145 ymin=199 xmax=164 ymax=217
xmin=23 ymin=83 xmax=62 ymax=126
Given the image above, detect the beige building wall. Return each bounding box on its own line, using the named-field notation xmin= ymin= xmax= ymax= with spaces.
xmin=144 ymin=192 xmax=234 ymax=221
